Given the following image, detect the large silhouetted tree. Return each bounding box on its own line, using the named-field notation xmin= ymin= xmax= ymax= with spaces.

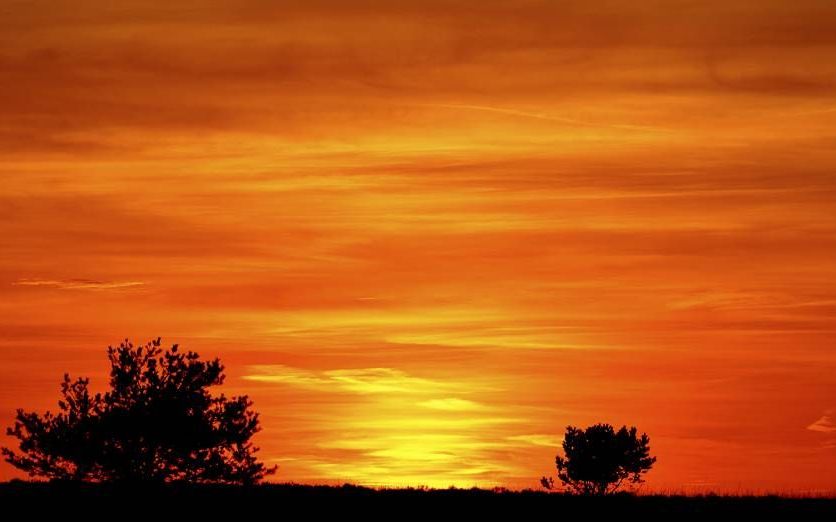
xmin=2 ymin=338 xmax=276 ymax=484
xmin=541 ymin=424 xmax=656 ymax=495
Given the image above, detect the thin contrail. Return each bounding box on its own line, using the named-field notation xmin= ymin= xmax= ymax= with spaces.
xmin=425 ymin=103 xmax=672 ymax=133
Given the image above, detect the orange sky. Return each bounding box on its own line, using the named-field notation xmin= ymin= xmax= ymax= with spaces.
xmin=2 ymin=0 xmax=836 ymax=492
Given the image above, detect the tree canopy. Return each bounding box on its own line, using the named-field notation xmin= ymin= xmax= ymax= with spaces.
xmin=2 ymin=338 xmax=275 ymax=484
xmin=542 ymin=423 xmax=656 ymax=495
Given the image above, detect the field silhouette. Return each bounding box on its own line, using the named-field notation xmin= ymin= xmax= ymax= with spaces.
xmin=1 ymin=481 xmax=834 ymax=517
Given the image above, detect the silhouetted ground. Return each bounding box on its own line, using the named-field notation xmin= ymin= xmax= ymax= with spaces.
xmin=1 ymin=481 xmax=834 ymax=518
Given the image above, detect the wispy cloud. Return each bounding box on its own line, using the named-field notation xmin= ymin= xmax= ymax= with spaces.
xmin=13 ymin=278 xmax=145 ymax=290
xmin=806 ymin=411 xmax=836 ymax=433
xmin=243 ymin=365 xmax=459 ymax=395
xmin=506 ymin=434 xmax=563 ymax=448
xmin=418 ymin=398 xmax=487 ymax=411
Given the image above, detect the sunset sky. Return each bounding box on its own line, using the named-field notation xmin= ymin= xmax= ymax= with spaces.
xmin=2 ymin=0 xmax=836 ymax=492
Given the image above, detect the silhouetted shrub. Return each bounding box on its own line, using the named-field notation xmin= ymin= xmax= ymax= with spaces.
xmin=2 ymin=338 xmax=276 ymax=484
xmin=542 ymin=424 xmax=656 ymax=495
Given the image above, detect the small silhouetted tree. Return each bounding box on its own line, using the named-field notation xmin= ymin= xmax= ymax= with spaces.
xmin=2 ymin=338 xmax=276 ymax=484
xmin=541 ymin=423 xmax=656 ymax=495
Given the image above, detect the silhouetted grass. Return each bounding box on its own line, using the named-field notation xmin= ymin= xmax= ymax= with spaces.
xmin=1 ymin=481 xmax=834 ymax=518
